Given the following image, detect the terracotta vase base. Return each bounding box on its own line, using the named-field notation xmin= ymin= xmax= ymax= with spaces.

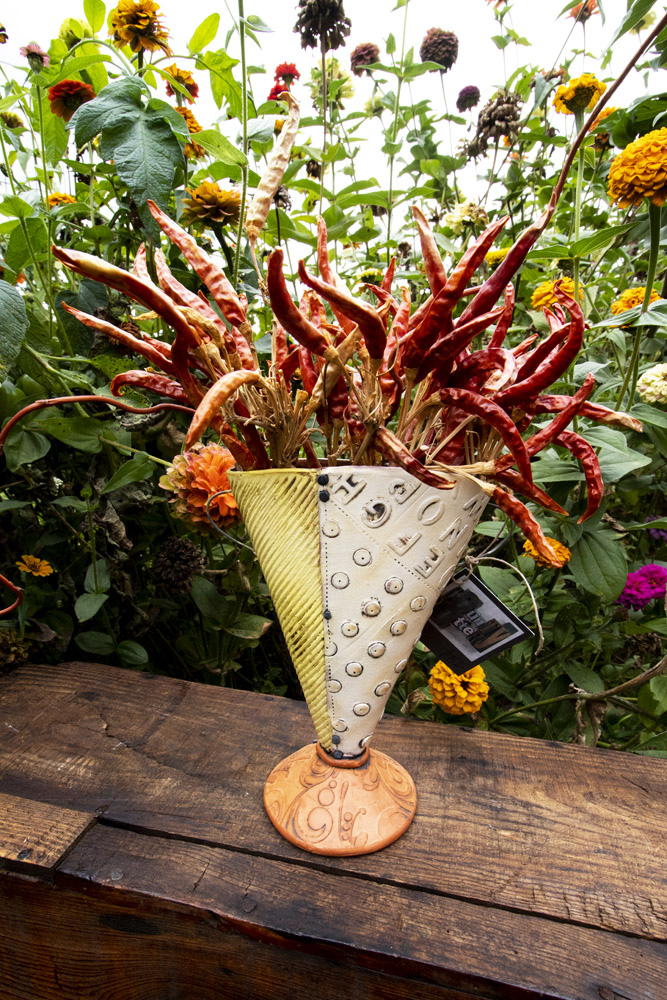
xmin=263 ymin=743 xmax=417 ymax=856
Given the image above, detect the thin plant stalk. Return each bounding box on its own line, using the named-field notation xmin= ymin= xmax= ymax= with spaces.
xmin=572 ymin=109 xmax=585 ymax=302
xmin=385 ymin=0 xmax=410 ymax=263
xmin=233 ymin=0 xmax=249 ymax=287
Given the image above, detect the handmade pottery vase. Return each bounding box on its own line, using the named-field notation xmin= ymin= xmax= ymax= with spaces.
xmin=228 ymin=465 xmax=488 ymax=855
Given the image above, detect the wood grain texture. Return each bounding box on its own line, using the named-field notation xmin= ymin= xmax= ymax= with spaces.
xmin=0 ymin=792 xmax=94 ymax=875
xmin=3 ymin=824 xmax=666 ymax=1000
xmin=1 ymin=661 xmax=666 ymax=947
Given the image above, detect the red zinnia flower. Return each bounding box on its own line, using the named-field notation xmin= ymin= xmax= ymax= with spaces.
xmin=268 ymin=82 xmax=288 ymax=102
xmin=274 ymin=62 xmax=300 ymax=85
xmin=47 ymin=80 xmax=96 ymax=122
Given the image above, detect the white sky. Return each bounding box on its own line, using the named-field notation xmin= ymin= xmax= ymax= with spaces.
xmin=0 ymin=0 xmax=661 ymax=203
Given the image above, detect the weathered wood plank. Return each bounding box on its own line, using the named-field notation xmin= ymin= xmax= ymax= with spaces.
xmin=1 ymin=661 xmax=666 ymax=942
xmin=3 ymin=822 xmax=666 ymax=1000
xmin=0 ymin=792 xmax=95 ymax=876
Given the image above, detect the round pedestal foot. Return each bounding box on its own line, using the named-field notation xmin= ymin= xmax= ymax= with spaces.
xmin=263 ymin=743 xmax=417 ymax=856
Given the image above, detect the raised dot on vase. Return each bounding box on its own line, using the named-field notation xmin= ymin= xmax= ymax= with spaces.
xmin=361 ymin=599 xmax=381 ymax=617
xmin=325 ymin=641 xmax=338 ymax=657
xmin=345 ymin=662 xmax=363 ymax=676
xmin=390 ymin=620 xmax=407 ymax=636
xmin=395 ymin=657 xmax=408 ymax=674
xmin=410 ymin=596 xmax=427 ymax=611
xmin=353 ymin=703 xmax=370 ymax=716
xmin=385 ymin=577 xmax=403 ymax=594
xmin=331 ymin=572 xmax=350 ymax=589
xmin=353 ymin=548 xmax=372 ymax=566
xmin=341 ymin=620 xmax=359 ymax=637
xmin=333 ymin=719 xmax=348 ymax=732
xmin=375 ymin=681 xmax=391 ymax=697
xmin=322 ymin=521 xmax=340 ymax=538
xmin=368 ymin=642 xmax=386 ymax=658
xmin=327 ymin=678 xmax=342 ymax=693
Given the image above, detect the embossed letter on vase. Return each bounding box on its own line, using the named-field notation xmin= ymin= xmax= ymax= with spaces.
xmin=228 ymin=466 xmax=488 ymax=856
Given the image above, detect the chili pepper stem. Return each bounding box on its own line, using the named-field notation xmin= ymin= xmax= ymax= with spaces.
xmin=616 ymin=201 xmax=662 ymax=409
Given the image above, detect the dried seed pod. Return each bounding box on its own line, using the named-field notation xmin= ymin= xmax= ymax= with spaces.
xmin=246 ymin=94 xmax=300 ymax=248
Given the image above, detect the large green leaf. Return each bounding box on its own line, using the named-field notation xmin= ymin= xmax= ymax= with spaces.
xmin=75 ymin=592 xmax=108 ymax=622
xmin=71 ymin=76 xmax=145 ymax=145
xmin=84 ymin=0 xmax=106 ymax=32
xmin=101 ymin=454 xmax=154 ymax=494
xmin=199 ymin=49 xmax=243 ymax=118
xmin=568 ymin=530 xmax=627 ymax=601
xmin=48 ymin=53 xmax=111 ymax=87
xmin=611 ymin=0 xmax=658 ymax=42
xmin=0 ymin=279 xmax=29 ymax=376
xmin=582 ymin=426 xmax=651 ymax=481
xmin=225 ymin=613 xmax=273 ymax=639
xmin=564 ymin=663 xmax=605 ymax=693
xmin=188 ymin=13 xmax=220 ymax=54
xmin=194 ymin=128 xmax=247 ymax=166
xmin=75 ymin=630 xmax=116 ymax=655
xmin=40 ymin=97 xmax=68 ymax=165
xmin=632 ymin=403 xmax=667 ymax=430
xmin=5 ymin=217 xmax=48 ymax=273
xmin=99 ymin=107 xmax=184 ymax=235
xmin=3 ymin=428 xmax=50 ymax=471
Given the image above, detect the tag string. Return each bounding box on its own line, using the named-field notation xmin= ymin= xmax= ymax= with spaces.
xmin=463 ymin=552 xmax=545 ymax=656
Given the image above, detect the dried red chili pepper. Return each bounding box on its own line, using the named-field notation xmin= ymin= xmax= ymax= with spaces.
xmin=448 ymin=347 xmax=517 ymax=395
xmin=60 ymin=303 xmax=179 ymax=377
xmin=0 ymin=572 xmax=23 ymax=617
xmin=382 ymin=257 xmax=396 ymax=293
xmin=555 ymin=430 xmax=603 ymax=522
xmin=488 ymin=283 xmax=515 ymax=348
xmin=491 ymin=486 xmax=564 ymax=568
xmin=185 ymin=370 xmax=261 ymax=450
xmin=383 ymin=286 xmax=410 ymax=368
xmin=494 ymin=469 xmax=568 ymax=516
xmin=415 ymin=305 xmax=505 ymax=381
xmin=316 ymin=217 xmax=356 ymax=335
xmin=534 ymin=395 xmax=642 ymax=432
xmin=521 ymin=374 xmax=595 ymax=457
xmin=232 ymin=399 xmax=271 ymax=469
xmin=110 ymin=371 xmax=190 ymax=402
xmin=298 ymin=260 xmax=387 ymax=361
xmin=412 ymin=206 xmax=447 ymax=294
xmin=267 ymin=249 xmax=330 ymax=357
xmin=439 ymin=387 xmax=534 ymax=484
xmin=374 ymin=426 xmax=457 ymax=489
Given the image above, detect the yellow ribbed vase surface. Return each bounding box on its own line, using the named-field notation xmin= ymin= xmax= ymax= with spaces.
xmin=228 ymin=469 xmax=331 ymax=747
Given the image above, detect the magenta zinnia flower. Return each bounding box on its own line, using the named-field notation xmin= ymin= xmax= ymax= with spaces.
xmin=616 ymin=564 xmax=667 ymax=610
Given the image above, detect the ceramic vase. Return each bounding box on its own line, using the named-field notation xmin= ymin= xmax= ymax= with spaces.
xmin=228 ymin=465 xmax=488 ymax=855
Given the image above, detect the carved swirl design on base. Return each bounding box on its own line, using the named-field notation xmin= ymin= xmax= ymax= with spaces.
xmin=264 ymin=744 xmax=417 ymax=856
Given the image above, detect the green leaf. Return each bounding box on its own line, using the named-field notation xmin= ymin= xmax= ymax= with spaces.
xmin=99 ymin=107 xmax=184 ymax=235
xmin=199 ymin=49 xmax=242 ymax=118
xmin=5 ymin=217 xmax=48 ymax=273
xmin=146 ymin=98 xmax=190 ymax=141
xmin=582 ymin=426 xmax=651 ymax=481
xmin=0 ymin=196 xmax=34 ymax=219
xmin=84 ymin=558 xmax=110 ymax=594
xmin=117 ymin=639 xmax=149 ymax=666
xmin=0 ymin=279 xmax=29 ymax=376
xmin=620 ymin=518 xmax=667 ymax=531
xmin=3 ymin=428 xmax=50 ymax=471
xmin=568 ymin=530 xmax=627 ymax=602
xmin=0 ymin=499 xmax=27 ymax=512
xmin=188 ymin=13 xmax=220 ymax=54
xmin=75 ymin=630 xmax=116 ymax=655
xmin=75 ymin=592 xmax=108 ymax=622
xmin=36 ymin=415 xmax=103 ymax=452
xmin=245 ymin=14 xmax=272 ymax=31
xmin=191 ymin=575 xmax=233 ymax=626
xmin=84 ymin=0 xmax=106 ymax=31
xmin=569 ymin=223 xmax=635 ymax=258
xmin=611 ymin=0 xmax=658 ymax=42
xmin=225 ymin=612 xmax=273 ymax=639
xmin=71 ymin=76 xmax=144 ymax=145
xmin=386 ymin=33 xmax=396 ymax=55
xmin=564 ymin=663 xmax=605 ymax=693
xmin=48 ymin=53 xmax=111 ymax=87
xmin=632 ymin=403 xmax=667 ymax=430
xmin=101 ymin=454 xmax=154 ymax=494
xmin=634 ymin=731 xmax=667 ymax=754
xmin=194 ymin=128 xmax=247 ymax=166
xmin=626 ymin=618 xmax=667 ymax=638
xmin=40 ymin=97 xmax=69 ymax=165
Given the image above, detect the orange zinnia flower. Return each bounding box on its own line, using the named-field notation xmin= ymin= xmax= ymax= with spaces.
xmin=159 ymin=443 xmax=241 ymax=531
xmin=47 ymin=80 xmax=95 ymax=122
xmin=568 ymin=0 xmax=599 ymax=22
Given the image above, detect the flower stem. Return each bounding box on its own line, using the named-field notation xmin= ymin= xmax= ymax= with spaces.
xmin=233 ymin=0 xmax=248 ymax=288
xmin=318 ymin=35 xmax=328 ymax=216
xmin=573 ymin=109 xmax=585 ymax=302
xmin=385 ymin=0 xmax=410 ymax=264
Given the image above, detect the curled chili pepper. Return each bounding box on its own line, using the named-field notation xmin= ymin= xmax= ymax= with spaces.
xmin=415 ymin=306 xmax=505 ymax=381
xmin=185 ymin=370 xmax=262 ymax=450
xmin=520 ymin=374 xmax=596 ymax=458
xmin=488 ymin=283 xmax=515 ymax=349
xmin=373 ymin=426 xmax=457 ymax=489
xmin=60 ymin=303 xmax=178 ymax=377
xmin=448 ymin=348 xmax=517 ymax=395
xmin=316 ymin=217 xmax=356 ymax=335
xmin=412 ymin=206 xmax=447 ymax=294
xmin=382 ymin=257 xmax=396 ymax=293
xmin=555 ymin=430 xmax=603 ymax=522
xmin=297 ymin=260 xmax=387 ymax=361
xmin=491 ymin=486 xmax=565 ymax=568
xmin=494 ymin=468 xmax=568 ymax=516
xmin=267 ymin=249 xmax=330 ymax=357
xmin=110 ymin=371 xmax=190 ymax=402
xmin=534 ymin=395 xmax=642 ymax=433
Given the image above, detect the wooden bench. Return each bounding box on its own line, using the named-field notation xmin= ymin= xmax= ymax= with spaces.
xmin=0 ymin=661 xmax=665 ymax=999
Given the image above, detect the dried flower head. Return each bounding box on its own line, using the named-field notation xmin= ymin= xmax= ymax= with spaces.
xmin=531 ymin=277 xmax=582 ymax=310
xmin=611 ymin=287 xmax=662 ymax=315
xmin=174 ymin=106 xmax=205 ymax=159
xmin=294 ymin=0 xmax=351 ymax=51
xmin=20 ymin=42 xmax=50 ymax=71
xmin=275 ymin=62 xmax=300 ymax=85
xmin=181 ymin=181 xmax=242 ymax=229
xmin=164 ymin=64 xmax=199 ymax=103
xmin=273 ymin=185 xmax=292 ymax=211
xmin=306 ymin=158 xmax=322 ymax=178
xmin=568 ymin=0 xmax=599 ymax=23
xmin=637 ymin=363 xmax=667 ymax=405
xmin=159 ymin=443 xmax=241 ymax=531
xmin=109 ymin=0 xmax=171 ymax=54
xmin=0 ymin=629 xmax=31 ymax=670
xmin=419 ymin=27 xmax=459 ymax=72
xmin=152 ymin=536 xmax=207 ymax=593
xmin=350 ymin=42 xmax=380 ymax=76
xmin=16 ymin=555 xmax=54 ymax=577
xmin=470 ymin=89 xmax=523 ymax=155
xmin=47 ymin=192 xmax=77 ymax=209
xmin=608 ymin=128 xmax=667 ymax=208
xmin=47 ymin=80 xmax=96 ymax=122
xmin=522 ymin=536 xmax=571 ymax=567
xmin=456 ymin=85 xmax=481 ymax=112
xmin=0 ymin=112 xmax=24 ymax=129
xmin=553 ymin=73 xmax=606 ymax=115
xmin=443 ymin=199 xmax=489 ymax=236
xmin=429 ymin=661 xmax=490 ymax=714
xmin=617 ymin=564 xmax=667 ymax=609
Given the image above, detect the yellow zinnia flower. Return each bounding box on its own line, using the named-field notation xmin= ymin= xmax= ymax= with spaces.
xmin=181 ymin=181 xmax=242 ymax=229
xmin=485 ymin=247 xmax=510 ymax=269
xmin=522 ymin=537 xmax=571 ymax=567
xmin=109 ymin=0 xmax=171 ymax=54
xmin=16 ymin=555 xmax=54 ymax=577
xmin=47 ymin=192 xmax=76 ymax=209
xmin=553 ymin=73 xmax=606 ymax=115
xmin=531 ymin=276 xmax=582 ymax=310
xmin=174 ymin=106 xmax=205 ymax=159
xmin=607 ymin=128 xmax=667 ymax=208
xmin=611 ymin=287 xmax=662 ymax=315
xmin=429 ymin=661 xmax=490 ymax=715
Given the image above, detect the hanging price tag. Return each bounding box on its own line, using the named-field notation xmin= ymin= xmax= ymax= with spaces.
xmin=420 ymin=572 xmax=533 ymax=673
